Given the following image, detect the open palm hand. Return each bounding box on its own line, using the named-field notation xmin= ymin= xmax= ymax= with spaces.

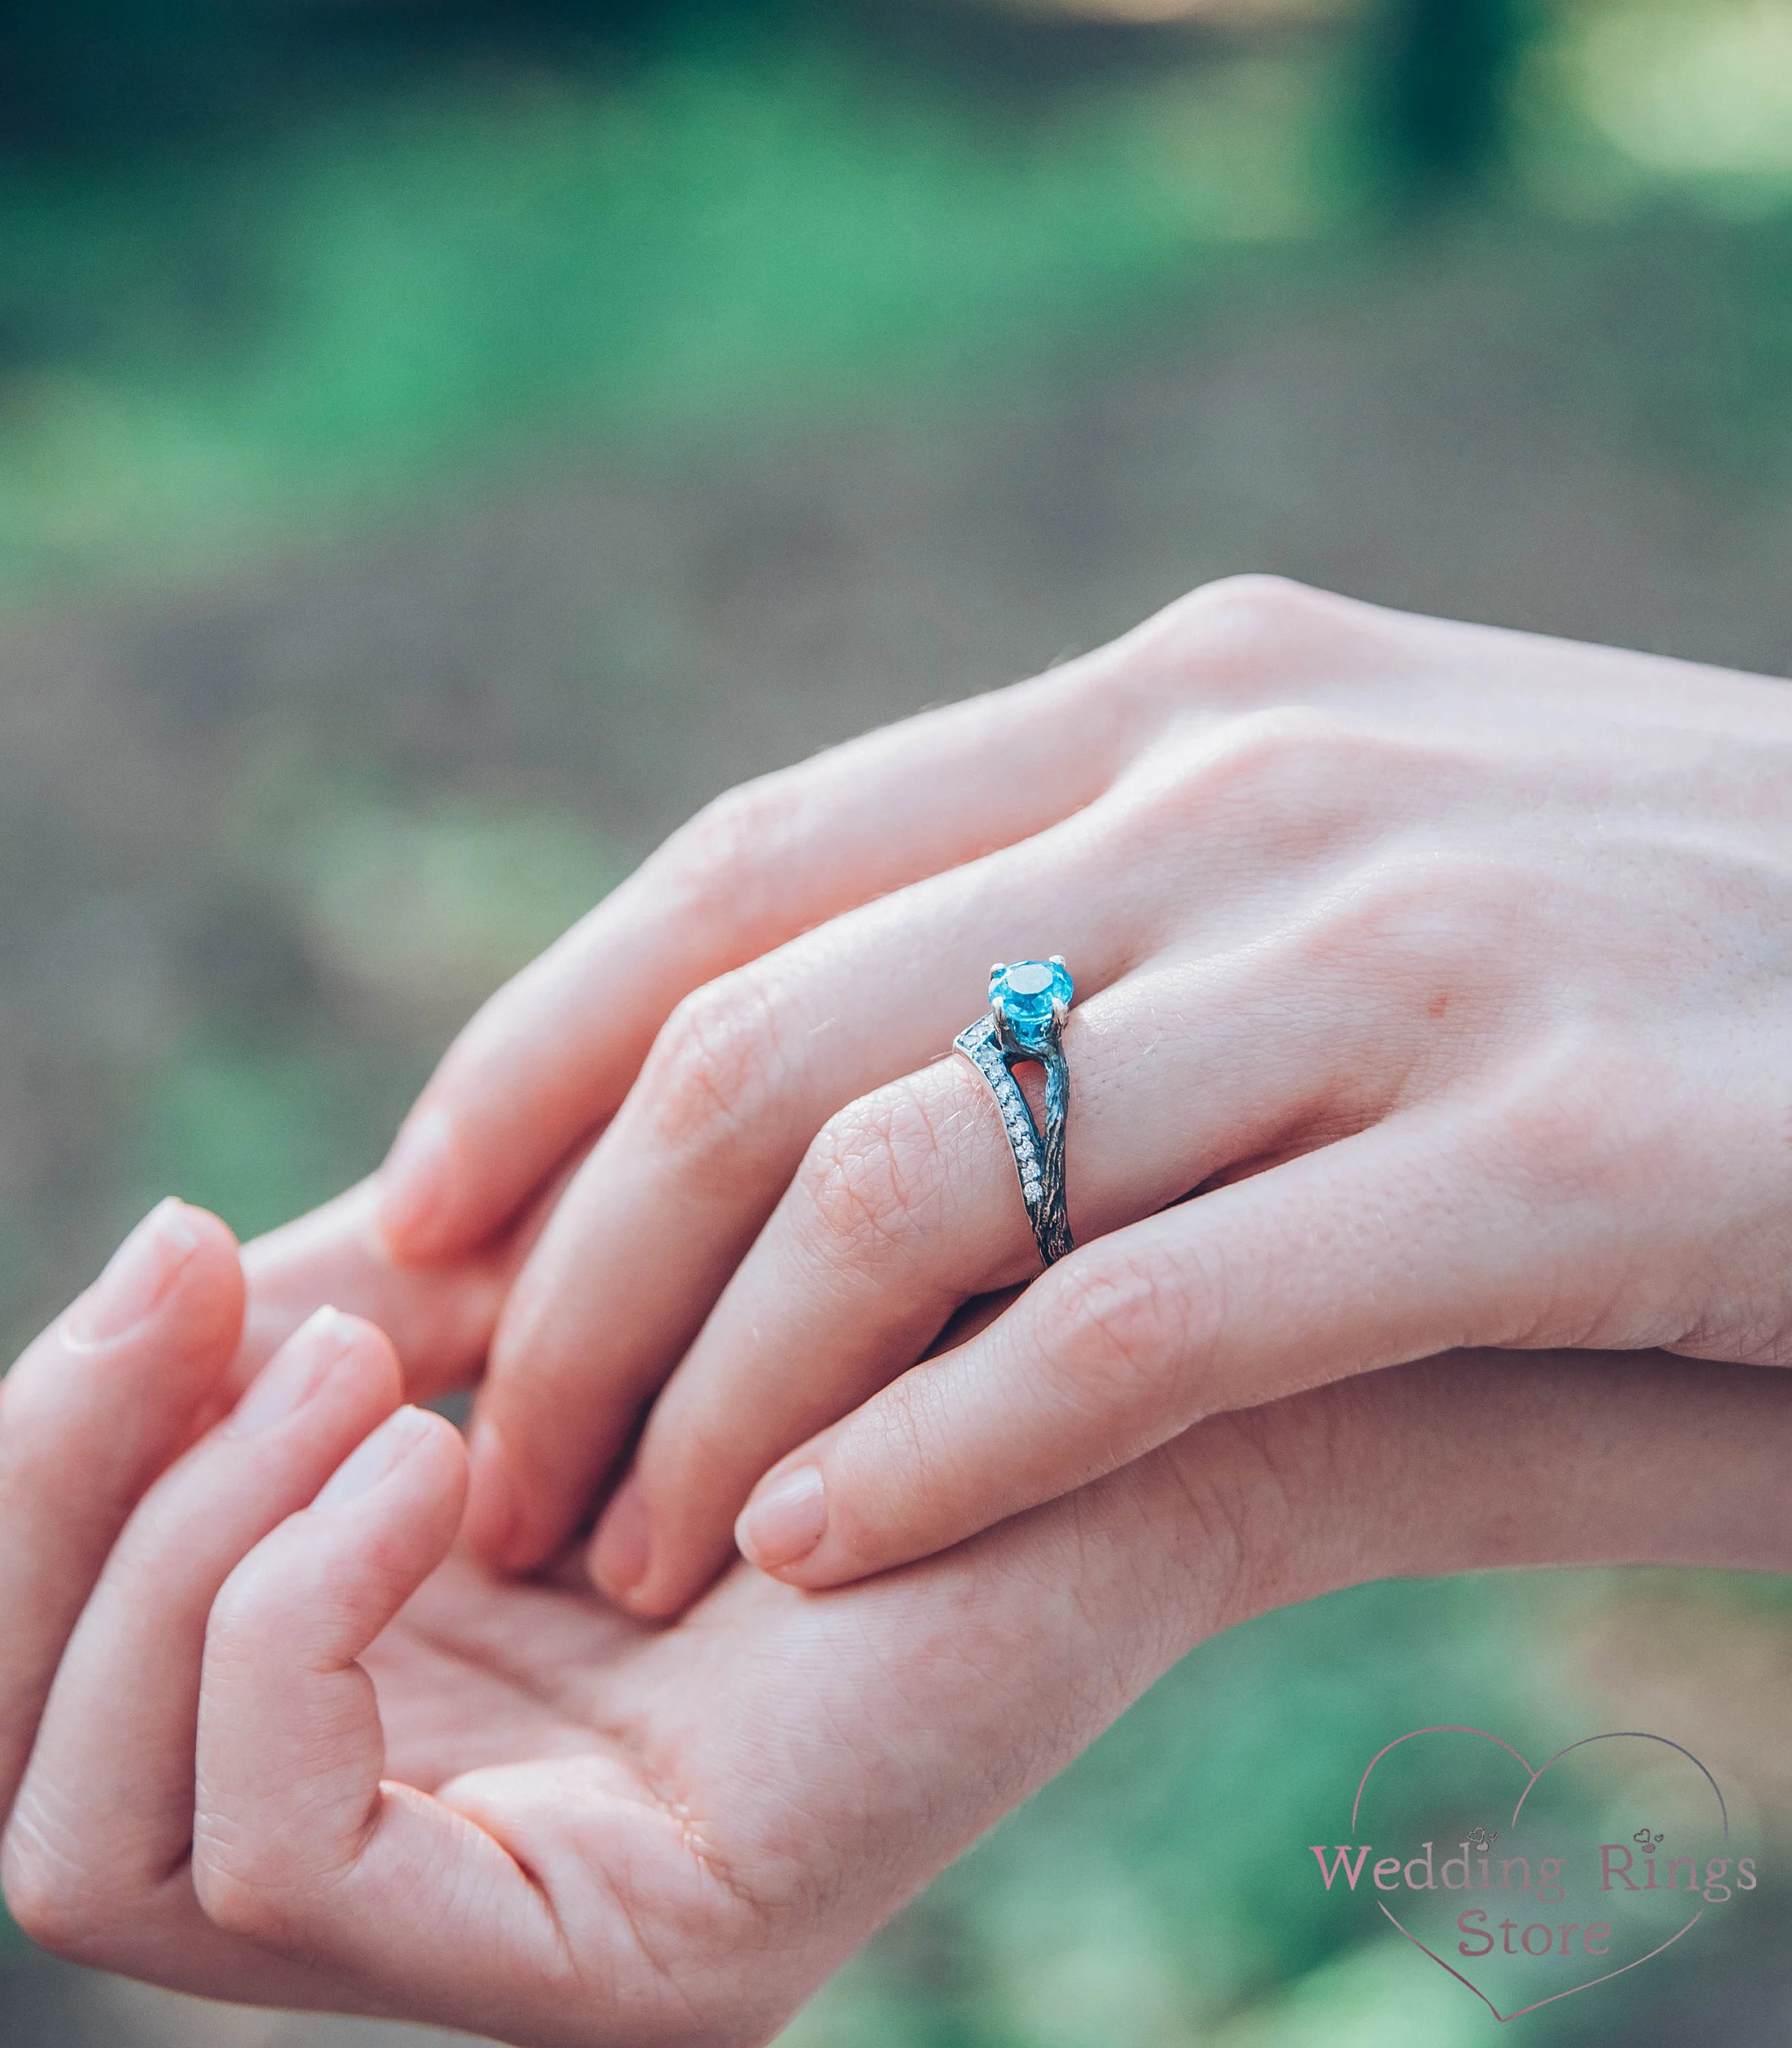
xmin=0 ymin=1192 xmax=1249 ymax=2047
xmin=5 ymin=1189 xmax=1792 ymax=2048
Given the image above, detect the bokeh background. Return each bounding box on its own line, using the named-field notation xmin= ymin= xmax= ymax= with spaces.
xmin=3 ymin=0 xmax=1791 ymax=2040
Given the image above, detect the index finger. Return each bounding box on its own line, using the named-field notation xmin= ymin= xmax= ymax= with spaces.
xmin=0 ymin=1200 xmax=242 ymax=1822
xmin=375 ymin=651 xmax=1144 ymax=1264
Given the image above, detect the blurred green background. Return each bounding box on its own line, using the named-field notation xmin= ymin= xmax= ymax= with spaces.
xmin=2 ymin=0 xmax=1791 ymax=2040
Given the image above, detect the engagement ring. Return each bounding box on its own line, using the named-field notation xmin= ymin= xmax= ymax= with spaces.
xmin=954 ymin=957 xmax=1073 ymax=1267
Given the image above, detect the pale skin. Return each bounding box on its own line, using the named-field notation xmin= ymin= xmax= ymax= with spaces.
xmin=4 ymin=1192 xmax=1792 ymax=2047
xmin=369 ymin=576 xmax=1792 ymax=1615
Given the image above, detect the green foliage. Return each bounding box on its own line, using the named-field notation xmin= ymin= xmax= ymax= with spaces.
xmin=1369 ymin=0 xmax=1541 ymax=190
xmin=135 ymin=1035 xmax=403 ymax=1242
xmin=122 ymin=787 xmax=626 ymax=1242
xmin=0 ymin=28 xmax=1363 ymax=601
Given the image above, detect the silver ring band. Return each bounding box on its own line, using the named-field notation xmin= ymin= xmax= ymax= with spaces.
xmin=954 ymin=958 xmax=1073 ymax=1268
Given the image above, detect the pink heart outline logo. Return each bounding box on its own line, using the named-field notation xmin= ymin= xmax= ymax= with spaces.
xmin=1349 ymin=1726 xmax=1729 ymax=2023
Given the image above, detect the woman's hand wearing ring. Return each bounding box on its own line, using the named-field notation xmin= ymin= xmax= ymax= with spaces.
xmin=371 ymin=575 xmax=1792 ymax=1612
xmin=9 ymin=1204 xmax=1792 ymax=2045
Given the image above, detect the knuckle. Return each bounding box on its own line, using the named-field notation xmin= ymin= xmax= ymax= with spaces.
xmin=1177 ymin=570 xmax=1324 ymax=634
xmin=203 ymin=1573 xmax=267 ymax=1670
xmin=1164 ymin=1404 xmax=1315 ymax=1621
xmin=190 ymin=1851 xmax=303 ymax=1950
xmin=3 ymin=1830 xmax=121 ymax=1963
xmin=639 ymin=971 xmax=786 ymax=1162
xmin=206 ymin=1534 xmax=298 ymax=1644
xmin=1197 ymin=702 xmax=1363 ymax=804
xmin=1148 ymin=573 xmax=1351 ymax=689
xmin=1303 ymin=846 xmax=1520 ymax=976
xmin=1111 ymin=702 xmax=1411 ymax=859
xmin=189 ymin=1777 xmax=343 ymax=1954
xmin=799 ymin=1078 xmax=949 ymax=1264
xmin=655 ymin=773 xmax=805 ymax=925
xmin=1041 ymin=1252 xmax=1201 ymax=1434
xmin=1472 ymin=1031 xmax=1653 ymax=1205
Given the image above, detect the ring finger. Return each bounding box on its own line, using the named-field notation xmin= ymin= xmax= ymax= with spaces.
xmin=586 ymin=929 xmax=1431 ymax=1617
xmin=468 ymin=730 xmax=1426 ymax=1578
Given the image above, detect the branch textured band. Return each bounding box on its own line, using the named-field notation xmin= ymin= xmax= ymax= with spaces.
xmin=954 ymin=1009 xmax=1072 ymax=1267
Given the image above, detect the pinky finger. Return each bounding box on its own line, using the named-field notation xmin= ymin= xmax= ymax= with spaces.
xmin=192 ymin=1410 xmax=565 ymax=2029
xmin=733 ymin=1113 xmax=1564 ymax=1588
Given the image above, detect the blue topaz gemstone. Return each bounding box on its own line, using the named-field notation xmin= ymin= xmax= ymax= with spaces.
xmin=989 ymin=957 xmax=1072 ymax=1047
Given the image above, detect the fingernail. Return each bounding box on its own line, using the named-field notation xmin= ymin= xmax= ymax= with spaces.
xmin=223 ymin=1305 xmax=355 ymax=1438
xmin=463 ymin=1415 xmax=520 ymax=1563
xmin=378 ymin=1107 xmax=452 ymax=1255
xmin=65 ymin=1198 xmax=202 ymax=1346
xmin=590 ymin=1470 xmax=651 ymax=1599
xmin=737 ymin=1466 xmax=827 ymax=1572
xmin=314 ymin=1406 xmax=435 ymax=1508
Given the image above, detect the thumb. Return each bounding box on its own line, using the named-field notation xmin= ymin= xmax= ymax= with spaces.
xmin=193 ymin=1407 xmax=562 ymax=2028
